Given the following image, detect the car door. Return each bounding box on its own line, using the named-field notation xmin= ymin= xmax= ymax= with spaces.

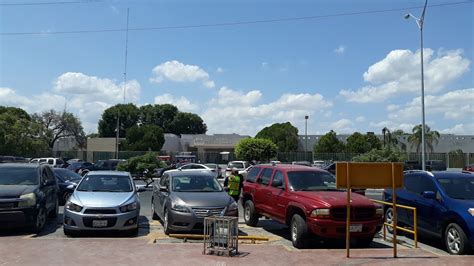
xmin=42 ymin=166 xmax=57 ymax=212
xmin=156 ymin=173 xmax=170 ymax=218
xmin=267 ymin=170 xmax=288 ymax=222
xmin=412 ymin=175 xmax=444 ymax=234
xmin=254 ymin=168 xmax=274 ymax=215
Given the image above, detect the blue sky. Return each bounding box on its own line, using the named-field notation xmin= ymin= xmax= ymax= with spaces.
xmin=1 ymin=0 xmax=473 ymax=136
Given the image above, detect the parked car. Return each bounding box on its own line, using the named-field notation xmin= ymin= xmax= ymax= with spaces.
xmin=30 ymin=157 xmax=65 ymax=167
xmin=291 ymin=161 xmax=312 ymax=167
xmin=67 ymin=161 xmax=94 ymax=173
xmin=78 ymin=159 xmax=125 ymax=176
xmin=53 ymin=168 xmax=83 ymax=205
xmin=204 ymin=163 xmax=222 ymax=178
xmin=151 ymin=170 xmax=238 ymax=235
xmin=463 ymin=164 xmax=474 ymax=173
xmin=241 ymin=164 xmax=383 ymax=248
xmin=383 ymin=170 xmax=474 ymax=255
xmin=404 ymin=160 xmax=421 ymax=170
xmin=225 ymin=161 xmax=250 ymax=177
xmin=0 ymin=163 xmax=59 ymax=232
xmin=0 ymin=156 xmax=27 ymax=163
xmin=425 ymin=160 xmax=447 ymax=171
xmin=63 ymin=171 xmax=145 ymax=236
xmin=322 ymin=162 xmax=335 ymax=175
xmin=312 ymin=160 xmax=326 ymax=168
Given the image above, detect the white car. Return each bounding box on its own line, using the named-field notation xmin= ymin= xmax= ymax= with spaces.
xmin=177 ymin=163 xmax=218 ymax=179
xmin=225 ymin=161 xmax=250 ymax=177
xmin=30 ymin=157 xmax=64 ymax=167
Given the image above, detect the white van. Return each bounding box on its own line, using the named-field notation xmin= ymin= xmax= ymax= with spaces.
xmin=30 ymin=157 xmax=64 ymax=167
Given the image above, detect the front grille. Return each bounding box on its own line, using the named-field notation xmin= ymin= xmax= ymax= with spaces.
xmin=331 ymin=207 xmax=375 ymax=221
xmin=83 ymin=217 xmax=117 ymax=228
xmin=192 ymin=207 xmax=225 ymax=218
xmin=83 ymin=209 xmax=117 ymax=214
xmin=0 ymin=202 xmax=17 ymax=209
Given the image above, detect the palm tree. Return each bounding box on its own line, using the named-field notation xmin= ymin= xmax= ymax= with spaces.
xmin=381 ymin=127 xmax=407 ymax=151
xmin=408 ymin=124 xmax=440 ymax=153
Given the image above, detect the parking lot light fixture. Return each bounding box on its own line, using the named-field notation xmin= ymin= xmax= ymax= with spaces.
xmin=405 ymin=0 xmax=428 ymax=171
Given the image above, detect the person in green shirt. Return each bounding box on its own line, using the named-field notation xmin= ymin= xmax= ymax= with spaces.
xmin=226 ymin=168 xmax=241 ymax=202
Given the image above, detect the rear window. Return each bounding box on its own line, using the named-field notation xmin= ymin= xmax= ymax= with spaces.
xmin=245 ymin=167 xmax=261 ymax=183
xmin=0 ymin=167 xmax=39 ymax=185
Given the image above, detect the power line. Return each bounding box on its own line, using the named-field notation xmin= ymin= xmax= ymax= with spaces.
xmin=0 ymin=0 xmax=101 ymax=6
xmin=1 ymin=0 xmax=472 ymax=36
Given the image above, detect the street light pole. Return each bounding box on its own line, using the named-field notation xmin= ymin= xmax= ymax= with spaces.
xmin=305 ymin=115 xmax=309 ymax=161
xmin=405 ymin=0 xmax=428 ymax=171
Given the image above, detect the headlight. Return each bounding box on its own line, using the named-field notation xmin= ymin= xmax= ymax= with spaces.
xmin=65 ymin=201 xmax=83 ymax=212
xmin=171 ymin=203 xmax=189 ymax=213
xmin=120 ymin=202 xmax=138 ymax=213
xmin=18 ymin=193 xmax=36 ymax=207
xmin=311 ymin=208 xmax=330 ymax=218
xmin=227 ymin=201 xmax=238 ymax=212
xmin=468 ymin=208 xmax=474 ymax=216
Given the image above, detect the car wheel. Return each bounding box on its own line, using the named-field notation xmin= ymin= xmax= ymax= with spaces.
xmin=243 ymin=200 xmax=259 ymax=227
xmin=290 ymin=214 xmax=308 ymax=249
xmin=151 ymin=200 xmax=159 ymax=220
xmin=163 ymin=209 xmax=173 ymax=235
xmin=48 ymin=199 xmax=59 ymax=218
xmin=445 ymin=223 xmax=470 ymax=255
xmin=385 ymin=208 xmax=394 ymax=234
xmin=32 ymin=207 xmax=47 ymax=233
xmin=63 ymin=227 xmax=77 ymax=237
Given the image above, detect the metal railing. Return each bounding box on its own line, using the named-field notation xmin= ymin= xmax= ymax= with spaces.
xmin=371 ymin=199 xmax=418 ymax=248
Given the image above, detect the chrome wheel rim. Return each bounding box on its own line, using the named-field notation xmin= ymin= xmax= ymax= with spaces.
xmin=447 ymin=227 xmax=461 ymax=254
xmin=386 ymin=209 xmax=393 ymax=232
xmin=36 ymin=208 xmax=46 ymax=229
xmin=164 ymin=211 xmax=168 ymax=231
xmin=291 ymin=222 xmax=297 ymax=242
xmin=244 ymin=205 xmax=250 ymax=221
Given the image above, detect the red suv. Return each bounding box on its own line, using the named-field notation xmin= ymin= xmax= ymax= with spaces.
xmin=241 ymin=164 xmax=383 ymax=248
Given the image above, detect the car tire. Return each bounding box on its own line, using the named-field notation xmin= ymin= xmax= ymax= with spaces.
xmin=290 ymin=214 xmax=309 ymax=249
xmin=48 ymin=199 xmax=59 ymax=218
xmin=62 ymin=191 xmax=72 ymax=205
xmin=63 ymin=228 xmax=77 ymax=237
xmin=243 ymin=200 xmax=259 ymax=227
xmin=385 ymin=207 xmax=394 ymax=234
xmin=444 ymin=223 xmax=470 ymax=255
xmin=32 ymin=207 xmax=47 ymax=233
xmin=151 ymin=200 xmax=159 ymax=220
xmin=163 ymin=209 xmax=173 ymax=235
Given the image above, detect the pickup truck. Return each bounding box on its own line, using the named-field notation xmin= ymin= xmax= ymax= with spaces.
xmin=241 ymin=164 xmax=383 ymax=248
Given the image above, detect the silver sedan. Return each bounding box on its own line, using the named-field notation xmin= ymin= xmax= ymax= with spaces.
xmin=63 ymin=171 xmax=145 ymax=236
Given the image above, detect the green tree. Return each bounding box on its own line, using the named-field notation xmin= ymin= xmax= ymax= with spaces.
xmin=352 ymin=147 xmax=407 ymax=162
xmin=117 ymin=152 xmax=166 ymax=187
xmin=0 ymin=106 xmax=49 ymax=156
xmin=255 ymin=122 xmax=299 ymax=152
xmin=98 ymin=103 xmax=140 ymax=137
xmin=408 ymin=124 xmax=440 ymax=153
xmin=139 ymin=104 xmax=178 ymax=132
xmin=313 ymin=130 xmax=345 ymax=153
xmin=32 ymin=109 xmax=86 ymax=149
xmin=123 ymin=124 xmax=165 ymax=151
xmin=382 ymin=128 xmax=407 ymax=151
xmin=235 ymin=138 xmax=277 ymax=162
xmin=168 ymin=112 xmax=207 ymax=135
xmin=346 ymin=132 xmax=371 ymax=153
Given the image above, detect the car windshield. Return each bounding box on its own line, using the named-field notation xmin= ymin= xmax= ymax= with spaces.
xmin=0 ymin=167 xmax=39 ymax=185
xmin=287 ymin=171 xmax=337 ymax=191
xmin=437 ymin=177 xmax=474 ymax=200
xmin=54 ymin=169 xmax=82 ymax=181
xmin=228 ymin=162 xmax=244 ymax=169
xmin=172 ymin=175 xmax=222 ymax=192
xmin=77 ymin=175 xmax=132 ymax=192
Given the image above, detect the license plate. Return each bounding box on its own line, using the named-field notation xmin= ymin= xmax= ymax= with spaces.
xmin=350 ymin=224 xmax=363 ymax=232
xmin=92 ymin=220 xmax=108 ymax=227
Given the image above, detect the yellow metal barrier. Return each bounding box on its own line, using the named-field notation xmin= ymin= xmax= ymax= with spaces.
xmin=371 ymin=199 xmax=418 ymax=248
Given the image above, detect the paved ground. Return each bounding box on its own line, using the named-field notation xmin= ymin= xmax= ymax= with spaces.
xmin=1 ymin=188 xmax=472 ymax=265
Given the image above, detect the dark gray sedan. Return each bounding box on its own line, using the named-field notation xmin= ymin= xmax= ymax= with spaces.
xmin=151 ymin=170 xmax=238 ymax=234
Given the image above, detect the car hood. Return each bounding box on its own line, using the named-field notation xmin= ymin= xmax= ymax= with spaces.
xmin=72 ymin=191 xmax=134 ymax=207
xmin=450 ymin=198 xmax=474 ymax=208
xmin=292 ymin=191 xmax=375 ymax=208
xmin=172 ymin=191 xmax=232 ymax=207
xmin=0 ymin=185 xmax=36 ymax=198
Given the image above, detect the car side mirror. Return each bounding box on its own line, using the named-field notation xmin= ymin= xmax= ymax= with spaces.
xmin=136 ymin=185 xmax=146 ymax=193
xmin=422 ymin=191 xmax=436 ymax=199
xmin=273 ymin=179 xmax=283 ymax=188
xmin=66 ymin=184 xmax=75 ymax=190
xmin=159 ymin=185 xmax=169 ymax=192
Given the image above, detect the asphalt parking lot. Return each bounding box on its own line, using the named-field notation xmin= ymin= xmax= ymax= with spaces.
xmin=0 ymin=187 xmax=472 ymax=265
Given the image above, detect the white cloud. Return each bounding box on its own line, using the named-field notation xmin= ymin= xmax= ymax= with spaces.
xmin=440 ymin=123 xmax=474 ymax=135
xmin=355 ymin=116 xmax=366 ymax=122
xmin=329 ymin=119 xmax=355 ymax=133
xmin=334 ymin=45 xmax=345 ymax=54
xmin=340 ymin=49 xmax=470 ymax=103
xmin=216 ymin=67 xmax=224 ymax=73
xmin=386 ymin=104 xmax=399 ymax=112
xmin=154 ymin=94 xmax=198 ymax=112
xmin=368 ymin=121 xmax=415 ymax=133
xmin=150 ymin=60 xmax=215 ymax=88
xmin=202 ymin=87 xmax=332 ymax=135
